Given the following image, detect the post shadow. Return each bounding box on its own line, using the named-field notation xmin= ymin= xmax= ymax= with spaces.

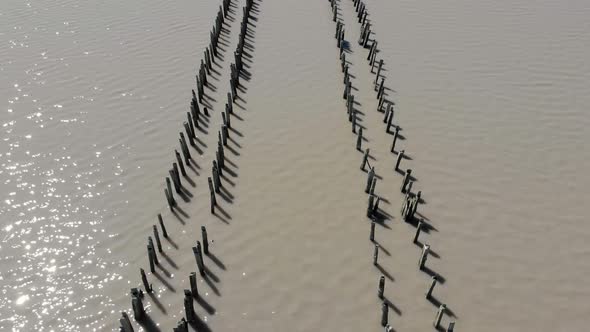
xmin=153 ymin=272 xmax=176 ymax=292
xmin=165 ymin=235 xmax=179 ymax=250
xmin=208 ymin=251 xmax=226 ymax=270
xmin=383 ymin=297 xmax=402 ymax=316
xmin=203 ymin=274 xmax=221 ymax=296
xmin=137 ymin=314 xmax=162 ymax=332
xmin=161 ymin=251 xmax=178 ymax=269
xmin=196 ymin=295 xmax=216 ymax=315
xmin=376 ymin=264 xmax=394 ymax=282
xmin=147 ymin=292 xmax=167 ymax=314
xmin=188 ymin=316 xmax=212 ymax=332
xmin=422 ymin=265 xmax=446 ymax=284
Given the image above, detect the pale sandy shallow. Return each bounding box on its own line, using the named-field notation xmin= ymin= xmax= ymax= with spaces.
xmin=1 ymin=0 xmax=590 ymax=331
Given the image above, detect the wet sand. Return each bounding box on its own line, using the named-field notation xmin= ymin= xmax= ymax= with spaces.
xmin=1 ymin=0 xmax=590 ymax=331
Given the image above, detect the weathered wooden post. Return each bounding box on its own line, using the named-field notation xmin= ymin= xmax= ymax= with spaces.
xmin=180 ymin=133 xmax=191 ymax=161
xmin=381 ymin=301 xmax=388 ymax=326
xmin=367 ymin=194 xmax=375 ymax=217
xmin=208 ymin=177 xmax=216 ymax=213
xmin=169 ymin=169 xmax=181 ymax=194
xmin=419 ymin=244 xmax=430 ymax=270
xmin=433 ymin=304 xmax=446 ymax=329
xmin=153 ymin=225 xmax=163 ymax=253
xmin=131 ymin=295 xmax=145 ymax=321
xmin=361 ymin=148 xmax=370 ymax=170
xmin=401 ymin=169 xmax=412 ymax=193
xmin=356 ymin=128 xmax=363 ymax=151
xmin=447 ymin=321 xmax=455 ymax=332
xmin=192 ymin=245 xmax=204 ymax=277
xmin=386 ymin=107 xmax=394 ymax=132
xmin=378 ymin=275 xmax=385 ymax=299
xmin=166 ymin=177 xmax=175 ymax=207
xmin=201 ymin=226 xmax=209 ymax=255
xmin=365 ymin=166 xmax=375 ymax=193
xmin=157 ymin=214 xmax=168 ymax=239
xmin=413 ymin=219 xmax=423 ymax=244
xmin=369 ymin=177 xmax=377 ymax=197
xmin=373 ymin=243 xmax=380 ymax=265
xmin=184 ymin=289 xmax=196 ymax=322
xmin=140 ymin=268 xmax=152 ymax=293
xmin=395 ymin=150 xmax=405 ymax=171
xmin=375 ymin=59 xmax=383 ymax=82
xmin=373 ymin=196 xmax=381 ymax=214
xmin=370 ymin=221 xmax=376 ymax=241
xmin=175 ymin=150 xmax=187 ymax=176
xmin=148 ymin=237 xmax=158 ymax=265
xmin=189 ymin=272 xmax=199 ymax=297
xmin=390 ymin=126 xmax=399 ymax=153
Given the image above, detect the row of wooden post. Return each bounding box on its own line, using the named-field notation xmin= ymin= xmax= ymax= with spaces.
xmin=119 ymin=0 xmax=237 ymax=330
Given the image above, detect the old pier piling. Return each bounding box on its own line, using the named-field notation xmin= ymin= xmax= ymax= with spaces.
xmin=189 ymin=272 xmax=199 ymax=297
xmin=378 ymin=275 xmax=385 ymax=299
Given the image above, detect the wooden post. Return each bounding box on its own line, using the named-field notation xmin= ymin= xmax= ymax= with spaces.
xmin=184 ymin=290 xmax=196 ymax=322
xmin=373 ymin=196 xmax=381 ymax=213
xmin=201 ymin=226 xmax=209 ymax=255
xmin=386 ymin=107 xmax=394 ymax=132
xmin=175 ymin=150 xmax=186 ymax=176
xmin=413 ymin=219 xmax=423 ymax=244
xmin=208 ymin=177 xmax=216 ymax=213
xmin=367 ymin=194 xmax=375 ymax=217
xmin=184 ymin=122 xmax=195 ymax=147
xmin=375 ymin=59 xmax=383 ymax=83
xmin=447 ymin=321 xmax=455 ymax=332
xmin=212 ymin=163 xmax=220 ymax=194
xmin=381 ymin=301 xmax=388 ymax=326
xmin=147 ymin=244 xmax=155 ymax=273
xmin=180 ymin=134 xmax=191 ymax=160
xmin=187 ymin=112 xmax=195 ymax=138
xmin=197 ymin=241 xmax=205 ymax=276
xmin=365 ymin=166 xmax=375 ymax=193
xmin=356 ymin=128 xmax=363 ymax=151
xmin=140 ymin=268 xmax=152 ymax=293
xmin=131 ymin=296 xmax=145 ymax=321
xmin=216 ymin=150 xmax=223 ymax=176
xmin=361 ymin=148 xmax=370 ymax=170
xmin=419 ymin=244 xmax=430 ymax=270
xmin=378 ymin=275 xmax=385 ymax=299
xmin=153 ymin=225 xmax=163 ymax=253
xmin=148 ymin=237 xmax=158 ymax=265
xmin=157 ymin=214 xmax=168 ymax=239
xmin=401 ymin=169 xmax=412 ymax=193
xmin=370 ymin=221 xmax=376 ymax=242
xmin=395 ymin=150 xmax=405 ymax=171
xmin=352 ymin=111 xmax=357 ymax=133
xmin=434 ymin=304 xmax=446 ymax=329
xmin=369 ymin=177 xmax=377 ymax=195
xmin=166 ymin=177 xmax=176 ymax=206
xmin=164 ymin=188 xmax=173 ymax=210
xmin=189 ymin=272 xmax=199 ymax=297
xmin=390 ymin=126 xmax=399 ymax=153
xmin=173 ymin=163 xmax=182 ymax=188
xmin=373 ymin=243 xmax=379 ymax=265
xmin=193 ymin=244 xmax=205 ymax=276
xmin=169 ymin=169 xmax=181 ymax=194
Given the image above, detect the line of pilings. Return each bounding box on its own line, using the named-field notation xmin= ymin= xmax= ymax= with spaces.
xmin=328 ymin=0 xmax=456 ymax=330
xmin=116 ymin=0 xmax=246 ymax=331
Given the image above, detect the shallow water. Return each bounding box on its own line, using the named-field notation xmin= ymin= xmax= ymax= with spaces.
xmin=1 ymin=0 xmax=589 ymax=331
